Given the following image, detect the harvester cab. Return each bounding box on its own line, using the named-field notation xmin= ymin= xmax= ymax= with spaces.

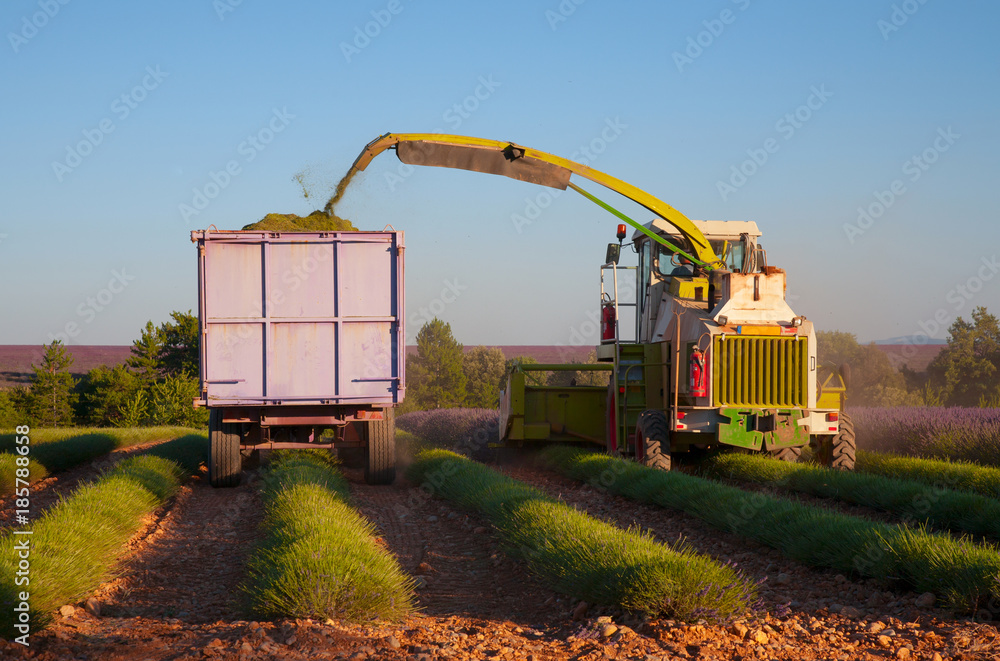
xmin=630 ymin=219 xmax=799 ymax=345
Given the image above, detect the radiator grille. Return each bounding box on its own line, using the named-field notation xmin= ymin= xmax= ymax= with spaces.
xmin=712 ymin=336 xmax=807 ymax=408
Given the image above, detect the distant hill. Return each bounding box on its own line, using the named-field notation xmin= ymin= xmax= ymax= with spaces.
xmin=405 ymin=345 xmax=595 ymax=364
xmin=873 ymin=344 xmax=943 ymax=372
xmin=874 ymin=336 xmax=947 ymax=346
xmin=0 ymin=345 xmax=132 ymax=389
xmin=0 ymin=344 xmax=598 ymax=389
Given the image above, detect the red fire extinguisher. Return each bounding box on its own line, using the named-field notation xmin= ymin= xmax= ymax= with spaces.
xmin=690 ymin=348 xmax=708 ymax=397
xmin=601 ymin=303 xmax=616 ymax=341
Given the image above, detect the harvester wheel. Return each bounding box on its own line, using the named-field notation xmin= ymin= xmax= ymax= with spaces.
xmin=208 ymin=408 xmax=242 ymax=488
xmin=769 ymin=446 xmax=802 ymax=462
xmin=813 ymin=414 xmax=856 ymax=470
xmin=635 ymin=410 xmax=671 ymax=471
xmin=830 ymin=413 xmax=856 ymax=470
xmin=364 ymin=409 xmax=396 ymax=485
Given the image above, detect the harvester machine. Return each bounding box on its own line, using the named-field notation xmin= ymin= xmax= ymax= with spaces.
xmin=345 ymin=132 xmax=855 ymax=470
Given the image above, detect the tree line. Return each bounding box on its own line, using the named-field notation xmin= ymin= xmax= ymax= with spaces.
xmin=3 ymin=306 xmax=999 ymax=428
xmin=0 ymin=312 xmax=206 ymax=429
xmin=403 ymin=318 xmax=607 ymax=412
xmin=819 ymin=306 xmax=1000 ymax=408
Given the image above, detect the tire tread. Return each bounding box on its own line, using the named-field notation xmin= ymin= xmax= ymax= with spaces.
xmin=364 ymin=409 xmax=396 ymax=485
xmin=636 ymin=410 xmax=671 ymax=471
xmin=208 ymin=408 xmax=241 ymax=488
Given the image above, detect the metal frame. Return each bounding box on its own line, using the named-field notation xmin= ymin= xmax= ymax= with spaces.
xmin=192 ymin=229 xmax=404 ymax=409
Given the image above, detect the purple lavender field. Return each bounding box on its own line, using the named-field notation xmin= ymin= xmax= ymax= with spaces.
xmin=851 ymin=406 xmax=1000 ymax=465
xmin=397 ymin=408 xmax=499 ymax=456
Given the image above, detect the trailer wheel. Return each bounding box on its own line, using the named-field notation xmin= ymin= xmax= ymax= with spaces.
xmin=769 ymin=446 xmax=802 ymax=462
xmin=208 ymin=409 xmax=242 ymax=488
xmin=635 ymin=410 xmax=671 ymax=471
xmin=364 ymin=409 xmax=396 ymax=485
xmin=813 ymin=413 xmax=856 ymax=471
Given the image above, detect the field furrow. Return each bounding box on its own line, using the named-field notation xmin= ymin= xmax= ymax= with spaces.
xmin=0 ymin=437 xmax=183 ymax=533
xmin=538 ymin=447 xmax=1000 ymax=614
xmin=92 ymin=461 xmax=264 ymax=622
xmin=705 ymin=452 xmax=1000 ymax=541
xmin=0 ymin=435 xmax=208 ymax=637
xmin=3 ymin=429 xmax=999 ymax=661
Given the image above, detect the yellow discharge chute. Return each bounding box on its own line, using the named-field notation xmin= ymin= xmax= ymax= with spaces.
xmin=346 ymin=133 xmax=724 ymax=269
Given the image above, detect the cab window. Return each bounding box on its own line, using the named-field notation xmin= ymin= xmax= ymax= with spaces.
xmin=656 ymin=243 xmax=690 ymax=277
xmin=712 ymin=240 xmax=746 ymax=272
xmin=639 ymin=240 xmax=651 ymax=313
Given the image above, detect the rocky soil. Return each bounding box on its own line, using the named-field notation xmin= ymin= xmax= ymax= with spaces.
xmin=2 ymin=454 xmax=998 ymax=660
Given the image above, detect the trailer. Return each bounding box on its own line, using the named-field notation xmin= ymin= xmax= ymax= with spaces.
xmin=191 ymin=229 xmax=405 ymax=487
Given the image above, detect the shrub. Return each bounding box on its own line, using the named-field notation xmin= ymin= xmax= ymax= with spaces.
xmin=0 ymin=435 xmax=205 ymax=638
xmin=852 ymin=406 xmax=1000 ymax=464
xmin=0 ymin=427 xmax=201 ymax=494
xmin=241 ymin=452 xmax=414 ymax=621
xmin=397 ymin=408 xmax=498 ymax=456
xmin=857 ymin=451 xmax=1000 ymax=501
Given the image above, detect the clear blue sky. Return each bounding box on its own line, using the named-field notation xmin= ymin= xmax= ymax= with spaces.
xmin=2 ymin=0 xmax=998 ymax=348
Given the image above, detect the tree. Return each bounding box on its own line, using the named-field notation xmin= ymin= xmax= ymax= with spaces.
xmin=572 ymin=351 xmax=611 ymax=387
xmin=76 ymin=364 xmax=145 ymax=427
xmin=816 ymin=331 xmax=919 ymax=407
xmin=28 ymin=341 xmax=77 ymax=427
xmin=128 ymin=321 xmax=163 ymax=386
xmin=544 ymin=351 xmax=610 ymax=387
xmin=463 ymin=346 xmax=506 ymax=408
xmin=159 ymin=310 xmax=199 ymax=377
xmin=0 ymin=389 xmax=23 ymax=429
xmin=146 ymin=373 xmax=209 ymax=427
xmin=502 ymin=356 xmax=543 ymax=390
xmin=815 ymin=331 xmax=861 ymax=369
xmin=927 ymin=306 xmax=1000 ymax=407
xmin=408 ymin=319 xmax=466 ymax=409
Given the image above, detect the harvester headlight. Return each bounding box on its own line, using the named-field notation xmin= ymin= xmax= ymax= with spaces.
xmin=792 ymin=316 xmax=805 ymax=327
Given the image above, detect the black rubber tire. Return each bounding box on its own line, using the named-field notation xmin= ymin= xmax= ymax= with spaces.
xmin=830 ymin=413 xmax=856 ymax=470
xmin=813 ymin=413 xmax=856 ymax=471
xmin=208 ymin=408 xmax=241 ymax=488
xmin=769 ymin=446 xmax=803 ymax=462
xmin=364 ymin=409 xmax=396 ymax=485
xmin=635 ymin=410 xmax=671 ymax=471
